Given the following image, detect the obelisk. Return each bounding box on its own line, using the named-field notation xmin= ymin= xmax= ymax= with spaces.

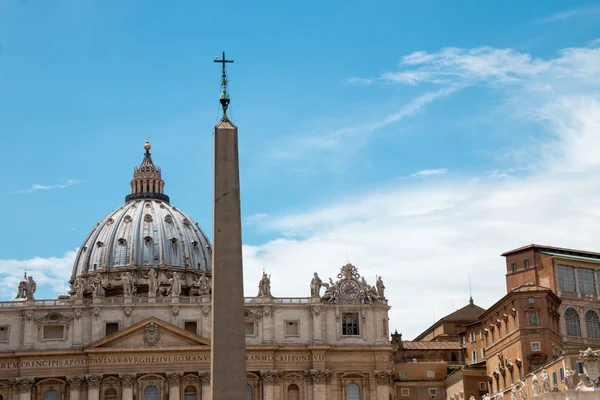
xmin=211 ymin=52 xmax=247 ymax=399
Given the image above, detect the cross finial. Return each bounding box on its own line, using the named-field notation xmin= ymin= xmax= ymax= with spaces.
xmin=214 ymin=51 xmax=234 ymax=116
xmin=145 ymin=133 xmax=150 ymax=142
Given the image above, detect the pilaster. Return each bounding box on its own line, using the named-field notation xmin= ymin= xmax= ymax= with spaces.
xmin=166 ymin=372 xmax=183 ymax=400
xmin=16 ymin=378 xmax=34 ymax=400
xmin=374 ymin=371 xmax=393 ymax=400
xmin=199 ymin=372 xmax=211 ymax=400
xmin=66 ymin=376 xmax=86 ymax=400
xmin=307 ymin=370 xmax=331 ymax=400
xmin=119 ymin=373 xmax=136 ymax=400
xmin=21 ymin=310 xmax=34 ymax=347
xmin=309 ymin=306 xmax=322 ymax=342
xmin=86 ymin=375 xmax=103 ymax=400
xmin=261 ymin=371 xmax=281 ymax=400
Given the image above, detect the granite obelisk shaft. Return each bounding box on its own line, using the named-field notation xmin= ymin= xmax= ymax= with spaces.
xmin=211 ymin=117 xmax=246 ymax=399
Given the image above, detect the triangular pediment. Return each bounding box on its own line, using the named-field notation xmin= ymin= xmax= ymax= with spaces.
xmin=85 ymin=316 xmax=210 ymax=350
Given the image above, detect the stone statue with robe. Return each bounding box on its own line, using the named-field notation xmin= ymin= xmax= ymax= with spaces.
xmin=310 ymin=272 xmax=322 ymax=297
xmin=258 ymin=272 xmax=271 ymax=297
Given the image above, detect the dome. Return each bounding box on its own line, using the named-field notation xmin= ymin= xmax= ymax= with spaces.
xmin=70 ymin=142 xmax=212 ymax=297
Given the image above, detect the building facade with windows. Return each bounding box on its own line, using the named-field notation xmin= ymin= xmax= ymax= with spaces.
xmin=0 ymin=144 xmax=394 ymax=400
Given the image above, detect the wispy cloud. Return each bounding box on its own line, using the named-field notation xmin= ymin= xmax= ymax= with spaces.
xmin=410 ymin=168 xmax=448 ymax=178
xmin=536 ymin=6 xmax=600 ymax=24
xmin=11 ymin=178 xmax=84 ymax=194
xmin=344 ymin=77 xmax=374 ymax=85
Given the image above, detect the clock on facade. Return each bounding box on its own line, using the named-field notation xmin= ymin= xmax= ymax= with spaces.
xmin=340 ymin=280 xmax=360 ymax=298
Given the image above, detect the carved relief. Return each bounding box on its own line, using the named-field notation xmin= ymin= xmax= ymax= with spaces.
xmin=166 ymin=372 xmax=183 ymax=385
xmin=309 ymin=306 xmax=321 ymax=317
xmin=306 ymin=369 xmax=331 ymax=384
xmin=580 ymin=347 xmax=600 ymax=387
xmin=119 ymin=373 xmax=136 ymax=388
xmin=143 ymin=322 xmax=160 ymax=347
xmin=22 ymin=310 xmax=34 ymax=321
xmin=202 ymin=306 xmax=210 ymax=317
xmin=124 ymin=307 xmax=132 ymax=317
xmin=261 ymin=370 xmax=282 ymax=384
xmin=86 ymin=375 xmax=103 ymax=389
xmin=74 ymin=309 xmax=83 ymax=320
xmin=373 ymin=371 xmax=393 ymax=385
xmin=66 ymin=376 xmax=85 ymax=389
xmin=320 ymin=263 xmax=385 ymax=305
xmin=16 ymin=378 xmax=35 ymax=394
xmin=263 ymin=306 xmax=272 ymax=317
xmin=93 ymin=307 xmax=101 ymax=319
xmin=181 ymin=374 xmax=199 ymax=385
xmin=172 ymin=307 xmax=180 ymax=316
xmin=199 ymin=372 xmax=210 ymax=386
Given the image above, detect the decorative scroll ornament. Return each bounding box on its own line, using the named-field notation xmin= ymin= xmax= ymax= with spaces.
xmin=86 ymin=375 xmax=103 ymax=389
xmin=143 ymin=322 xmax=160 ymax=347
xmin=307 ymin=369 xmax=331 ymax=384
xmin=374 ymin=371 xmax=393 ymax=385
xmin=199 ymin=372 xmax=211 ymax=385
xmin=320 ymin=263 xmax=385 ymax=305
xmin=261 ymin=370 xmax=282 ymax=384
xmin=166 ymin=372 xmax=183 ymax=385
xmin=119 ymin=373 xmax=136 ymax=388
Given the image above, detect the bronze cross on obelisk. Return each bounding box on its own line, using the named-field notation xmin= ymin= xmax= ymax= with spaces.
xmin=214 ymin=51 xmax=234 ymax=80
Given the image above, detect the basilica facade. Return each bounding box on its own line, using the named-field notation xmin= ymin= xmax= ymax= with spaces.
xmin=0 ymin=143 xmax=394 ymax=400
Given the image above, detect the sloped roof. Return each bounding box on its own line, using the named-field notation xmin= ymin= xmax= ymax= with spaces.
xmin=402 ymin=341 xmax=461 ymax=350
xmin=501 ymin=244 xmax=600 ymax=260
xmin=413 ymin=299 xmax=485 ymax=341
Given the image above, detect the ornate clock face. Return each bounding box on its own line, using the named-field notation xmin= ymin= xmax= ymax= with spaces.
xmin=340 ymin=280 xmax=360 ymax=298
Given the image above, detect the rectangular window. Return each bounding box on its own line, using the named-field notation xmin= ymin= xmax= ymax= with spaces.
xmin=0 ymin=326 xmax=8 ymax=342
xmin=531 ymin=342 xmax=541 ymax=352
xmin=480 ymin=330 xmax=484 ymax=340
xmin=184 ymin=321 xmax=197 ymax=334
xmin=577 ymin=362 xmax=584 ymax=374
xmin=342 ymin=313 xmax=360 ymax=336
xmin=557 ymin=265 xmax=576 ymax=292
xmin=560 ymin=367 xmax=565 ymax=381
xmin=284 ymin=321 xmax=299 ymax=337
xmin=428 ymin=389 xmax=438 ymax=396
xmin=524 ymin=259 xmax=530 ymax=269
xmin=528 ymin=297 xmax=535 ymax=303
xmin=481 ymin=348 xmax=485 ymax=359
xmin=552 ymin=371 xmax=557 ymax=385
xmin=511 ymin=263 xmax=517 ymax=273
xmin=479 ymin=382 xmax=487 ymax=391
xmin=471 ymin=350 xmax=478 ymax=363
xmin=400 ymin=388 xmax=410 ymax=396
xmin=578 ymin=268 xmax=596 ymax=294
xmin=245 ymin=321 xmax=255 ymax=336
xmin=470 ymin=332 xmax=476 ymax=342
xmin=527 ymin=312 xmax=539 ymax=326
xmin=105 ymin=322 xmax=119 ymax=336
xmin=43 ymin=325 xmax=65 ymax=340
xmin=427 ymin=370 xmax=435 ymax=378
xmin=399 ymin=371 xmax=410 ymax=378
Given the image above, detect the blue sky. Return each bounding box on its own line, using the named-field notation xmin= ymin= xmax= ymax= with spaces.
xmin=2 ymin=0 xmax=600 ymax=338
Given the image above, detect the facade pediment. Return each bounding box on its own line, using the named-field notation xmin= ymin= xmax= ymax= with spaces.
xmin=85 ymin=317 xmax=210 ymax=350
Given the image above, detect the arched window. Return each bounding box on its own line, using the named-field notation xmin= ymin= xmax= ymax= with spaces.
xmin=586 ymin=310 xmax=600 ymax=339
xmin=565 ymin=308 xmax=582 ymax=337
xmin=247 ymin=384 xmax=253 ymax=400
xmin=287 ymin=384 xmax=299 ymax=400
xmin=43 ymin=391 xmax=59 ymax=400
xmin=346 ymin=383 xmax=360 ymax=400
xmin=104 ymin=388 xmax=117 ymax=400
xmin=143 ymin=386 xmax=159 ymax=400
xmin=183 ymin=386 xmax=196 ymax=400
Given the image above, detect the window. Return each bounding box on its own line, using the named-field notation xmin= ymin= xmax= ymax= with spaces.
xmin=552 ymin=371 xmax=557 ymax=386
xmin=43 ymin=391 xmax=59 ymax=400
xmin=399 ymin=371 xmax=410 ymax=378
xmin=143 ymin=386 xmax=158 ymax=400
xmin=287 ymin=384 xmax=299 ymax=400
xmin=427 ymin=370 xmax=435 ymax=378
xmin=531 ymin=342 xmax=541 ymax=352
xmin=400 ymin=388 xmax=410 ymax=396
xmin=285 ymin=321 xmax=299 ymax=337
xmin=428 ymin=388 xmax=438 ymax=396
xmin=345 ymin=383 xmax=360 ymax=400
xmin=183 ymin=386 xmax=197 ymax=400
xmin=43 ymin=325 xmax=64 ymax=340
xmin=245 ymin=321 xmax=255 ymax=336
xmin=471 ymin=350 xmax=478 ymax=363
xmin=585 ymin=310 xmax=600 ymax=339
xmin=578 ymin=268 xmax=596 ymax=294
xmin=528 ymin=297 xmax=535 ymax=304
xmin=527 ymin=312 xmax=539 ymax=325
xmin=480 ymin=330 xmax=484 ymax=340
xmin=560 ymin=367 xmax=565 ymax=381
xmin=576 ymin=362 xmax=584 ymax=374
xmin=524 ymin=259 xmax=530 ymax=269
xmin=105 ymin=323 xmax=119 ymax=336
xmin=247 ymin=385 xmax=253 ymax=400
xmin=565 ymin=308 xmax=582 ymax=337
xmin=557 ymin=265 xmax=576 ymax=292
xmin=511 ymin=263 xmax=517 ymax=273
xmin=342 ymin=313 xmax=360 ymax=336
xmin=479 ymin=382 xmax=487 ymax=391
xmin=184 ymin=321 xmax=198 ymax=334
xmin=481 ymin=348 xmax=485 ymax=359
xmin=104 ymin=388 xmax=117 ymax=400
xmin=469 ymin=332 xmax=476 ymax=342
xmin=0 ymin=326 xmax=8 ymax=342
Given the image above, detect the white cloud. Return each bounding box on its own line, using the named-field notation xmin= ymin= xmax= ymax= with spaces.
xmin=12 ymin=179 xmax=85 ymax=194
xmin=409 ymin=168 xmax=448 ymax=178
xmin=536 ymin=6 xmax=600 ymax=24
xmin=0 ymin=251 xmax=77 ymax=300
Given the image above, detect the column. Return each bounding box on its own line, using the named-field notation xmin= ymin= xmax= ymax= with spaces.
xmin=8 ymin=379 xmax=18 ymax=400
xmin=166 ymin=372 xmax=183 ymax=400
xmin=22 ymin=311 xmax=34 ymax=347
xmin=86 ymin=375 xmax=102 ymax=400
xmin=374 ymin=371 xmax=392 ymax=400
xmin=119 ymin=373 xmax=136 ymax=400
xmin=308 ymin=370 xmax=330 ymax=400
xmin=67 ymin=376 xmax=85 ymax=400
xmin=16 ymin=378 xmax=34 ymax=400
xmin=199 ymin=372 xmax=211 ymax=400
xmin=261 ymin=371 xmax=281 ymax=400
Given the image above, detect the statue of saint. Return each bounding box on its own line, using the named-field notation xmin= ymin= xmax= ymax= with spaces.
xmin=540 ymin=369 xmax=550 ymax=393
xmin=91 ymin=275 xmax=104 ymax=298
xmin=376 ymin=276 xmax=385 ymax=299
xmin=122 ymin=272 xmax=134 ymax=296
xmin=170 ymin=272 xmax=182 ymax=297
xmin=518 ymin=380 xmax=528 ymax=400
xmin=147 ymin=269 xmax=159 ymax=297
xmin=258 ymin=272 xmax=271 ymax=297
xmin=26 ymin=276 xmax=36 ymax=300
xmin=310 ymin=273 xmax=322 ymax=297
xmin=73 ymin=276 xmax=86 ymax=298
xmin=197 ymin=272 xmax=210 ymax=295
xmin=532 ymin=373 xmax=540 ymax=395
xmin=565 ymin=365 xmax=575 ymax=390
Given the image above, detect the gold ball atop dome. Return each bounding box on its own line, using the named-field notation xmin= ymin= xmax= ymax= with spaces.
xmin=144 ymin=142 xmax=151 ymax=150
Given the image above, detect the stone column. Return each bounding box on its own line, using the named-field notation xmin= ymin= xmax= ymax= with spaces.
xmin=261 ymin=371 xmax=281 ymax=400
xmin=199 ymin=372 xmax=211 ymax=400
xmin=166 ymin=372 xmax=183 ymax=400
xmin=8 ymin=379 xmax=18 ymax=400
xmin=374 ymin=371 xmax=392 ymax=400
xmin=16 ymin=378 xmax=34 ymax=400
xmin=119 ymin=373 xmax=136 ymax=400
xmin=67 ymin=376 xmax=86 ymax=400
xmin=308 ymin=370 xmax=330 ymax=400
xmin=86 ymin=375 xmax=103 ymax=400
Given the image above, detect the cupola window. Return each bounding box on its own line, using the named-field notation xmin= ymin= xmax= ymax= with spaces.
xmin=165 ymin=215 xmax=173 ymax=223
xmin=123 ymin=215 xmax=132 ymax=223
xmin=144 ymin=236 xmax=153 ymax=244
xmin=144 ymin=214 xmax=153 ymax=222
xmin=106 ymin=218 xmax=114 ymax=226
xmin=97 ymin=241 xmax=104 ymax=248
xmin=191 ymin=240 xmax=198 ymax=248
xmin=171 ymin=238 xmax=178 ymax=244
xmin=183 ymin=218 xmax=191 ymax=227
xmin=118 ymin=238 xmax=127 ymax=246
